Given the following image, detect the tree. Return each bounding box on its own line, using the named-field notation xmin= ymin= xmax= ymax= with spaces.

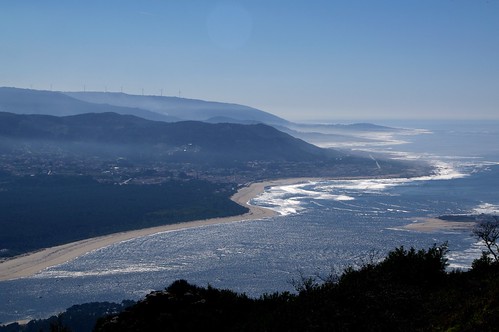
xmin=472 ymin=218 xmax=499 ymax=263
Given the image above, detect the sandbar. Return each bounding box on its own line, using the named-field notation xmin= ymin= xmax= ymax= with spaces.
xmin=0 ymin=177 xmax=318 ymax=282
xmin=403 ymin=217 xmax=476 ymax=232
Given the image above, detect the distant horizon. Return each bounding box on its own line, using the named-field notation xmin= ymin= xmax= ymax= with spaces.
xmin=2 ymin=85 xmax=498 ymax=124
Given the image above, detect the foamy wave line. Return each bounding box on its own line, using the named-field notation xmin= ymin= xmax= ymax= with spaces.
xmin=35 ymin=263 xmax=174 ymax=278
xmin=446 ymin=241 xmax=484 ymax=270
xmin=416 ymin=161 xmax=467 ymax=181
xmin=251 ymin=184 xmax=355 ymax=216
xmin=252 ymin=161 xmax=467 ymax=217
xmin=473 ymin=203 xmax=499 ymax=215
xmin=316 ymin=161 xmax=466 ymax=193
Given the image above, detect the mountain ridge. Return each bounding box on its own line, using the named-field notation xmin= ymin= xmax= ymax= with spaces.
xmin=1 ymin=87 xmax=287 ymax=124
xmin=0 ymin=87 xmax=177 ymax=122
xmin=0 ymin=87 xmax=402 ymax=147
xmin=64 ymin=91 xmax=289 ymax=125
xmin=0 ymin=111 xmax=334 ymax=163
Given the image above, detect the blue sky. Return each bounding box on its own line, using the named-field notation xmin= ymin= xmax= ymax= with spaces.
xmin=1 ymin=0 xmax=498 ymax=121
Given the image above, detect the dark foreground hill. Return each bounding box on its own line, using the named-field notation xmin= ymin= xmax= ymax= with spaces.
xmin=97 ymin=250 xmax=499 ymax=332
xmin=90 ymin=246 xmax=499 ymax=332
xmin=5 ymin=244 xmax=499 ymax=332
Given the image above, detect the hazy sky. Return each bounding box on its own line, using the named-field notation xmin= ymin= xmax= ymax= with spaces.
xmin=1 ymin=1 xmax=498 ymax=121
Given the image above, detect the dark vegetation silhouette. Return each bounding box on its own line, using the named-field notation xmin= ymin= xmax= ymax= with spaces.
xmin=0 ymin=175 xmax=246 ymax=257
xmin=472 ymin=217 xmax=499 ymax=264
xmin=0 ymin=302 xmax=134 ymax=332
xmin=5 ymin=243 xmax=499 ymax=332
xmin=89 ymin=243 xmax=499 ymax=331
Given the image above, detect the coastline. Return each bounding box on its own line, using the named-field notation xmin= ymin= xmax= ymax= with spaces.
xmin=0 ymin=177 xmax=318 ymax=282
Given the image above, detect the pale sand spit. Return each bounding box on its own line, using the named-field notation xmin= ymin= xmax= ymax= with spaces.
xmin=404 ymin=217 xmax=476 ymax=232
xmin=0 ymin=177 xmax=319 ymax=281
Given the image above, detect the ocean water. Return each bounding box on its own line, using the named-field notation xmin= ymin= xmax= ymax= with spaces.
xmin=1 ymin=120 xmax=499 ymax=324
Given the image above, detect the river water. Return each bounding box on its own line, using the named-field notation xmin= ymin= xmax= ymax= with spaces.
xmin=1 ymin=120 xmax=498 ymax=324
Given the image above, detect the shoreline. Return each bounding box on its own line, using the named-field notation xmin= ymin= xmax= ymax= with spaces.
xmin=0 ymin=177 xmax=318 ymax=282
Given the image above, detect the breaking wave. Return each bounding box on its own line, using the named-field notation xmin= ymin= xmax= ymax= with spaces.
xmin=251 ymin=160 xmax=467 ymax=216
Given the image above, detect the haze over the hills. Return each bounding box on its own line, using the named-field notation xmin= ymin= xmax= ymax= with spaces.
xmin=0 ymin=87 xmax=408 ymax=145
xmin=0 ymin=87 xmax=288 ymax=125
xmin=1 ymin=2 xmax=498 ymax=330
xmin=1 ymin=87 xmax=413 ymax=150
xmin=0 ymin=111 xmax=327 ymax=164
xmin=0 ymin=109 xmax=428 ymax=259
xmin=0 ymin=87 xmax=176 ymax=122
xmin=66 ymin=91 xmax=289 ymax=125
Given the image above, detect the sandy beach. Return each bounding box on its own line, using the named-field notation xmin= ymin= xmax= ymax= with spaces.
xmin=0 ymin=177 xmax=318 ymax=282
xmin=403 ymin=217 xmax=476 ymax=232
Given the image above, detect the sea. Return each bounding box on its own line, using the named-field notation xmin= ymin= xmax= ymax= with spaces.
xmin=1 ymin=120 xmax=499 ymax=324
